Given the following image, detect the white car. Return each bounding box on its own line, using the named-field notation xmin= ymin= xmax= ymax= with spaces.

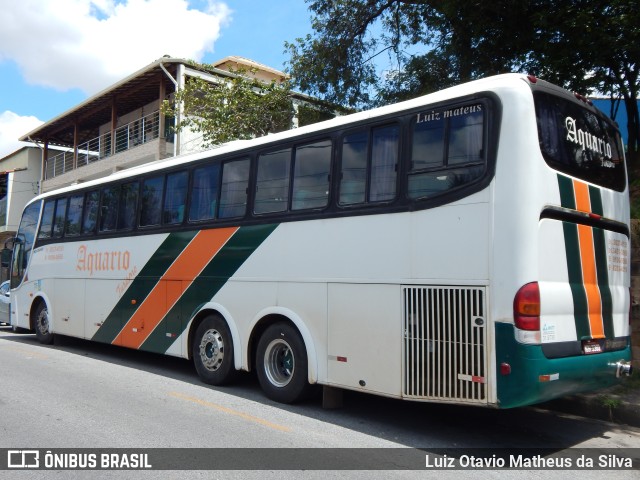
xmin=0 ymin=280 xmax=10 ymax=325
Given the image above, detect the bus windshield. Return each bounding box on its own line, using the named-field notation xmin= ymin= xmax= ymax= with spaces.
xmin=534 ymin=92 xmax=626 ymax=192
xmin=10 ymin=201 xmax=41 ymax=289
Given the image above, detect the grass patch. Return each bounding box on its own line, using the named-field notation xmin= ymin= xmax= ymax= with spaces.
xmin=600 ymin=395 xmax=622 ymax=409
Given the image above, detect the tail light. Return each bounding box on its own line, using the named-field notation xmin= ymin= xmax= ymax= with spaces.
xmin=514 ymin=282 xmax=540 ymax=331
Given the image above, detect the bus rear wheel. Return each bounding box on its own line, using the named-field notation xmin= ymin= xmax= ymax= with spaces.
xmin=192 ymin=314 xmax=237 ymax=386
xmin=256 ymin=322 xmax=313 ymax=404
xmin=34 ymin=302 xmax=53 ymax=345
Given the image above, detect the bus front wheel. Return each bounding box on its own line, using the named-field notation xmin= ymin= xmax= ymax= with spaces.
xmin=192 ymin=314 xmax=237 ymax=386
xmin=256 ymin=322 xmax=313 ymax=404
xmin=34 ymin=302 xmax=53 ymax=345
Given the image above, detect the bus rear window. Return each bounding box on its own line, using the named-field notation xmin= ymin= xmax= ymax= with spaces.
xmin=534 ymin=92 xmax=626 ymax=192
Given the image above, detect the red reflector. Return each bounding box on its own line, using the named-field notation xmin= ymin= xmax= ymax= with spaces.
xmin=588 ymin=213 xmax=601 ymax=220
xmin=500 ymin=363 xmax=511 ymax=375
xmin=514 ymin=282 xmax=540 ymax=331
xmin=337 ymin=356 xmax=348 ymax=363
xmin=527 ymin=74 xmax=538 ymax=84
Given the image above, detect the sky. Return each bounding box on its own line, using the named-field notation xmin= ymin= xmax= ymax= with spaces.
xmin=0 ymin=0 xmax=314 ymax=158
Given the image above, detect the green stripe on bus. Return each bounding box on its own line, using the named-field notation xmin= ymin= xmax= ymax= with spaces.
xmin=562 ymin=221 xmax=591 ymax=339
xmin=557 ymin=174 xmax=592 ymax=339
xmin=140 ymin=223 xmax=279 ymax=354
xmin=589 ymin=185 xmax=615 ymax=338
xmin=91 ymin=231 xmax=198 ymax=344
xmin=592 ymin=226 xmax=615 ymax=338
xmin=557 ymin=174 xmax=576 ymax=210
xmin=588 ymin=185 xmax=603 ymax=216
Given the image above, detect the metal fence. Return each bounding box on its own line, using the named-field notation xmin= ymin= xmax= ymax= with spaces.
xmin=45 ymin=111 xmax=165 ymax=179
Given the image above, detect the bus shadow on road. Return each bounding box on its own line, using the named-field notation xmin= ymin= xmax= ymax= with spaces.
xmin=0 ymin=326 xmax=627 ymax=452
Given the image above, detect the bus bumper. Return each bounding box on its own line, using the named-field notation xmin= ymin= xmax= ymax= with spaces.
xmin=495 ymin=322 xmax=632 ymax=409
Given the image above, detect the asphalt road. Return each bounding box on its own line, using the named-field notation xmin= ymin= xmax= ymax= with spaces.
xmin=0 ymin=326 xmax=638 ymax=479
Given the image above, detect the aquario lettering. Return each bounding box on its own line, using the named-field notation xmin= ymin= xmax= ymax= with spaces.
xmin=565 ymin=116 xmax=614 ymax=164
xmin=76 ymin=245 xmax=131 ymax=276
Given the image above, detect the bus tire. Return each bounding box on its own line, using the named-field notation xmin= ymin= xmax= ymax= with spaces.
xmin=256 ymin=322 xmax=312 ymax=404
xmin=192 ymin=314 xmax=237 ymax=386
xmin=34 ymin=302 xmax=53 ymax=345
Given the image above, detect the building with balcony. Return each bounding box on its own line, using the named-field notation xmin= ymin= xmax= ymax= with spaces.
xmin=19 ymin=56 xmax=315 ymax=193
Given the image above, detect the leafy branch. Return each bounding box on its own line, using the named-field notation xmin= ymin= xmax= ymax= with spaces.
xmin=161 ymin=65 xmax=295 ymax=149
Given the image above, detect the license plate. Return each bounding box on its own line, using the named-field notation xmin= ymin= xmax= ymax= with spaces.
xmin=582 ymin=340 xmax=602 ymax=355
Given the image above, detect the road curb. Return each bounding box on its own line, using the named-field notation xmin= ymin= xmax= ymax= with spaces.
xmin=538 ymin=390 xmax=640 ymax=428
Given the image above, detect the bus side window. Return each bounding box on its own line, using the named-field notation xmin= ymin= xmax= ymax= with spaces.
xmin=164 ymin=171 xmax=188 ymax=224
xmin=117 ymin=181 xmax=139 ymax=230
xmin=66 ymin=194 xmax=84 ymax=236
xmin=38 ymin=200 xmax=55 ymax=240
xmin=408 ymin=104 xmax=485 ymax=199
xmin=292 ymin=139 xmax=332 ymax=210
xmin=448 ymin=110 xmax=484 ymax=165
xmin=255 ymin=148 xmax=291 ymax=214
xmin=411 ymin=114 xmax=445 ymax=170
xmin=219 ymin=158 xmax=250 ymax=219
xmin=99 ymin=185 xmax=120 ymax=232
xmin=140 ymin=176 xmax=163 ymax=227
xmin=189 ymin=164 xmax=220 ymax=222
xmin=339 ymin=125 xmax=399 ymax=205
xmin=82 ymin=190 xmax=99 ymax=235
xmin=408 ymin=113 xmax=447 ymax=198
xmin=370 ymin=125 xmax=399 ymax=202
xmin=52 ymin=197 xmax=68 ymax=239
xmin=339 ymin=131 xmax=367 ymax=205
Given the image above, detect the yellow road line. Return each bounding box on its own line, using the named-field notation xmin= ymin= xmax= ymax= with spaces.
xmin=168 ymin=391 xmax=291 ymax=432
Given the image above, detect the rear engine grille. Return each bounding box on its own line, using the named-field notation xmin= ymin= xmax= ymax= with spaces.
xmin=402 ymin=286 xmax=487 ymax=403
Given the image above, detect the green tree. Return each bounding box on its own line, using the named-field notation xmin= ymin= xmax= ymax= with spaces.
xmin=286 ymin=0 xmax=532 ymax=108
xmin=162 ymin=64 xmax=294 ymax=149
xmin=286 ymin=0 xmax=639 ymax=159
xmin=525 ymin=0 xmax=640 ymax=162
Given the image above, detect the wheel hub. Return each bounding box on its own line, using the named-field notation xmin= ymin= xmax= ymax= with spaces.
xmin=199 ymin=329 xmax=224 ymax=371
xmin=264 ymin=339 xmax=294 ymax=387
xmin=37 ymin=309 xmax=49 ymax=335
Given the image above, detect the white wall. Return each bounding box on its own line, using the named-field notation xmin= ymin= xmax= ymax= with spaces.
xmin=0 ymin=147 xmax=41 ymax=232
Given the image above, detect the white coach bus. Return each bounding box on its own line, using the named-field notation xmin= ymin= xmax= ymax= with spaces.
xmin=8 ymin=74 xmax=633 ymax=408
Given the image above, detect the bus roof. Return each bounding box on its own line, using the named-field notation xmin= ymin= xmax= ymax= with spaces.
xmin=27 ymin=73 xmax=579 ymax=204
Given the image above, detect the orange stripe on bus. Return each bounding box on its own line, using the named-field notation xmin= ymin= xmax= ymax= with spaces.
xmin=573 ymin=180 xmax=605 ymax=339
xmin=115 ymin=227 xmax=239 ymax=349
xmin=576 ymin=223 xmax=605 ymax=338
xmin=573 ymin=180 xmax=591 ymax=213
